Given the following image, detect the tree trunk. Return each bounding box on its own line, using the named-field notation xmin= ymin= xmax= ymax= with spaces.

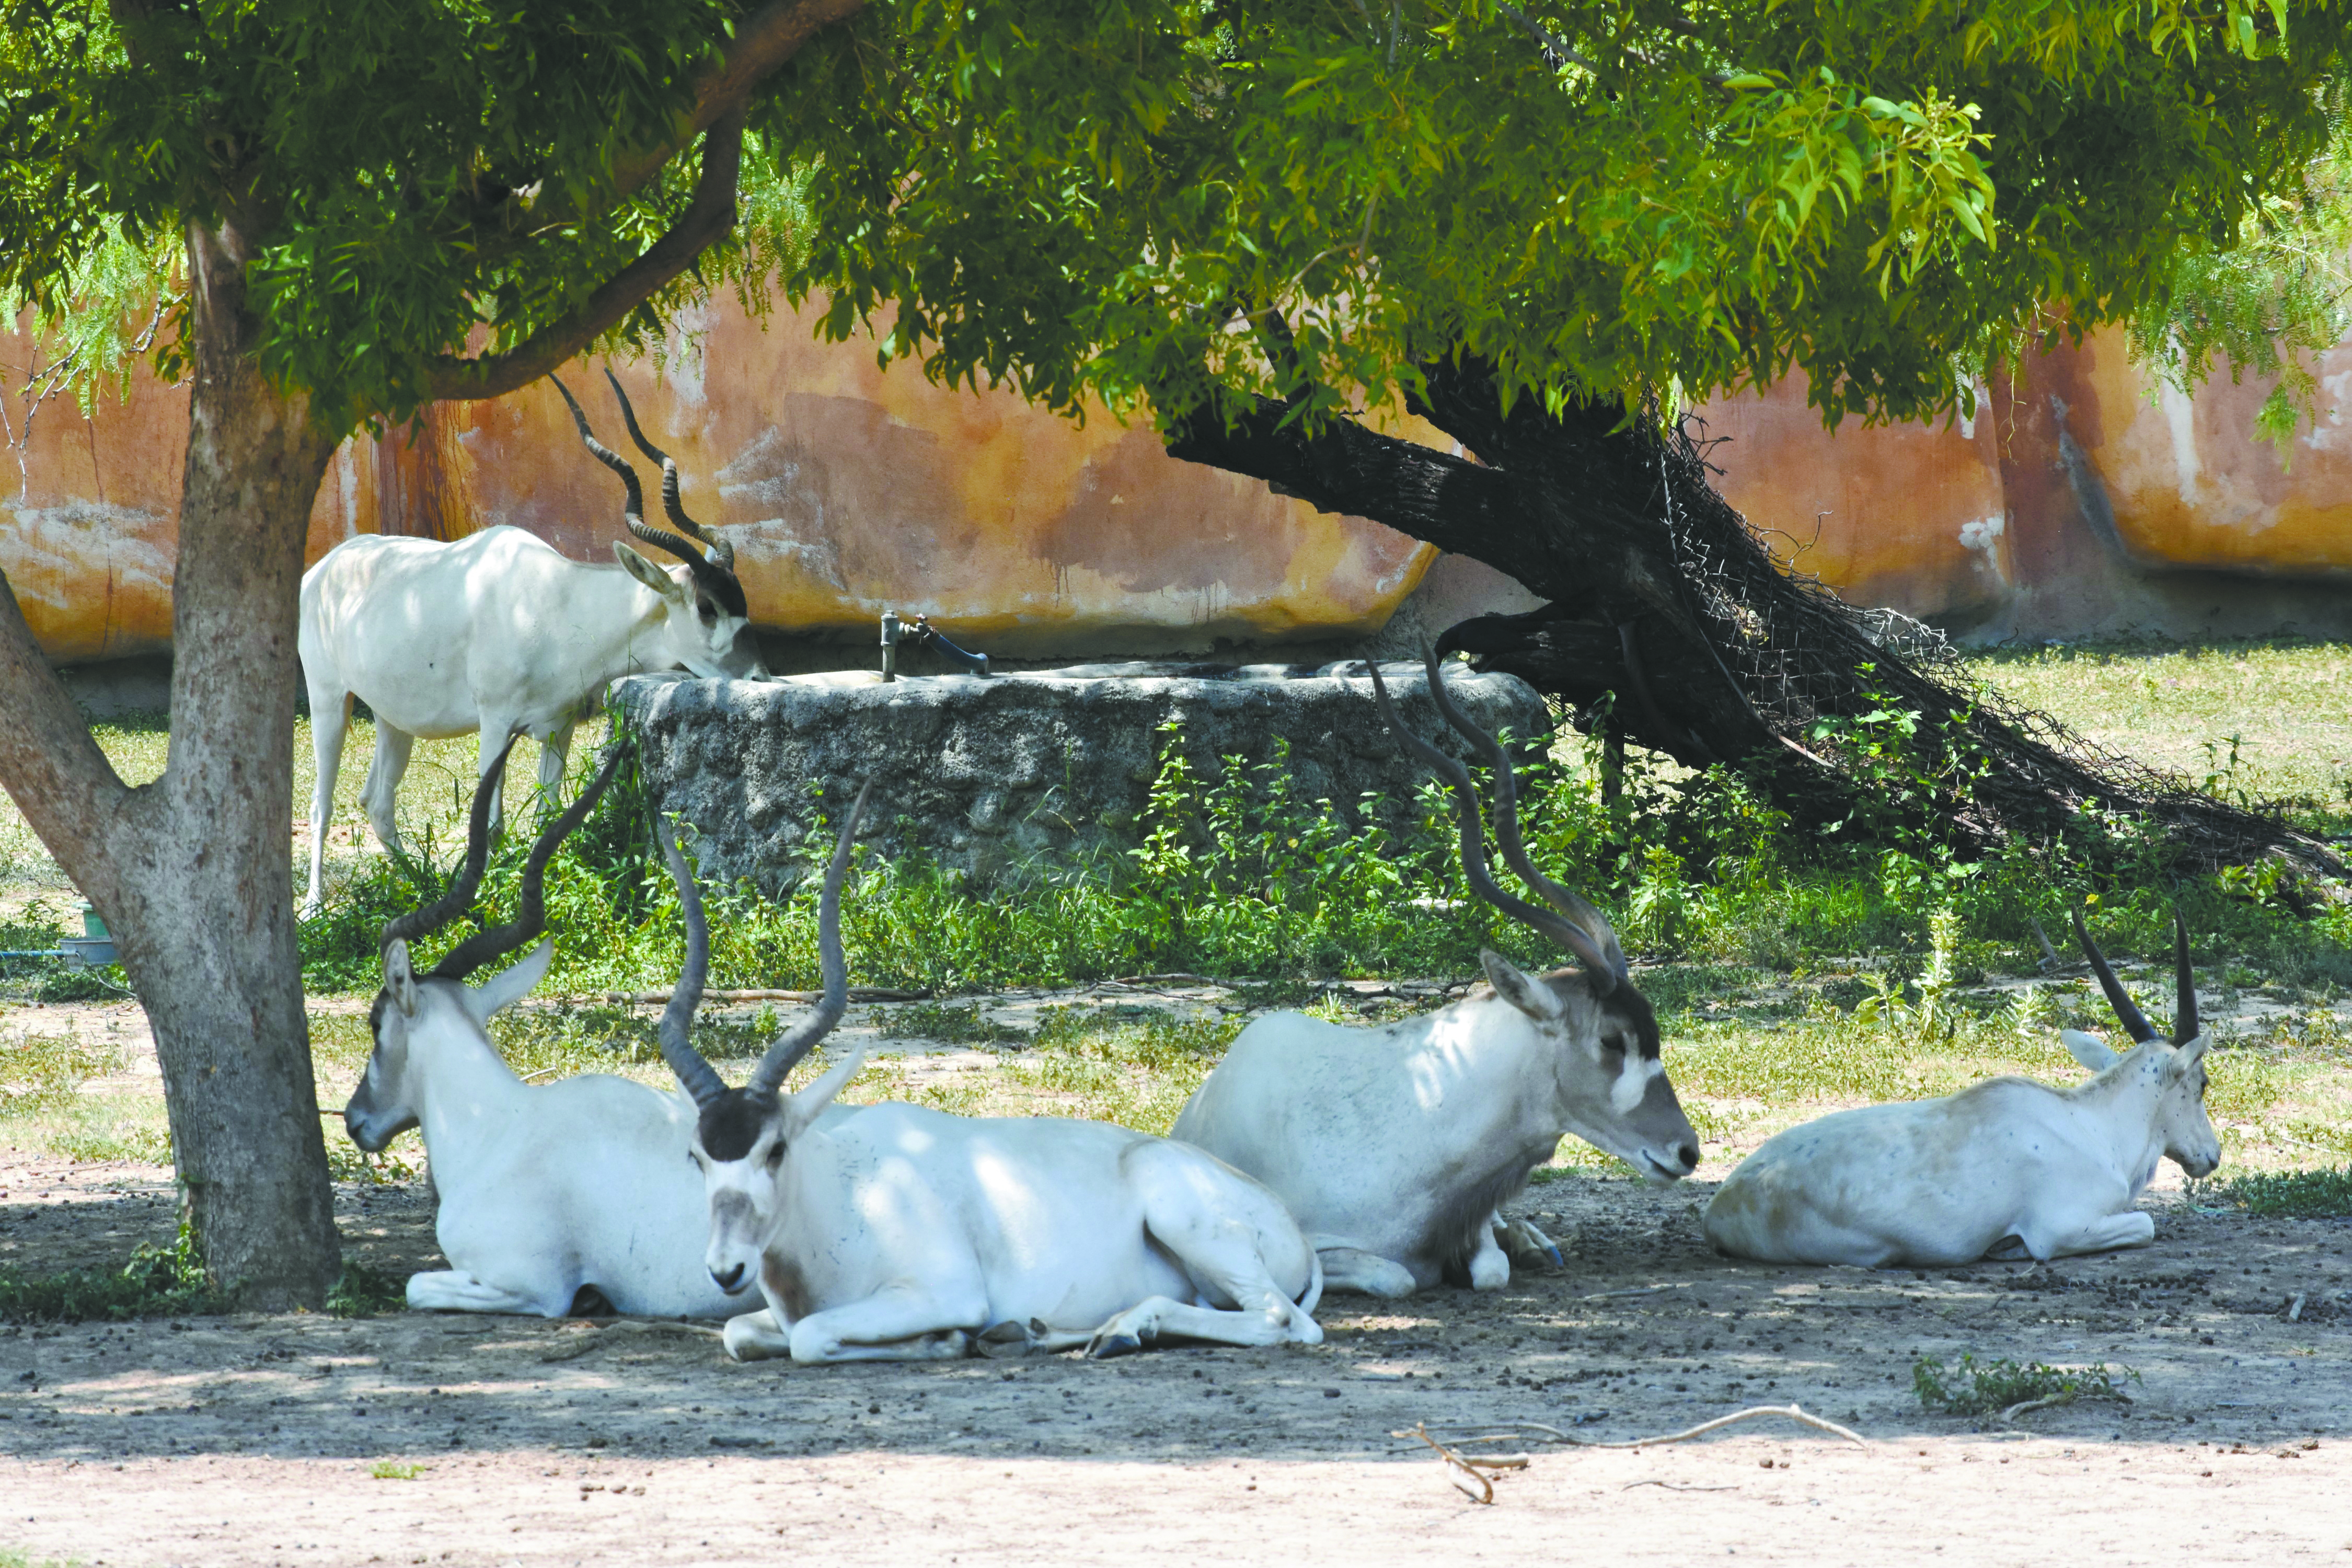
xmin=0 ymin=218 xmax=341 ymax=1308
xmin=1166 ymin=360 xmax=2322 ymax=871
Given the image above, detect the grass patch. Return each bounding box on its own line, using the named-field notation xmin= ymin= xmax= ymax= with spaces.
xmin=2200 ymin=1165 xmax=2352 ymax=1217
xmin=328 ymin=1261 xmax=408 ymax=1318
xmin=0 ymin=1228 xmax=217 ymax=1324
xmin=1912 ymin=1353 xmax=2138 ymax=1417
xmin=368 ymin=1460 xmax=429 ymax=1481
xmin=883 ymin=1002 xmax=1030 ymax=1045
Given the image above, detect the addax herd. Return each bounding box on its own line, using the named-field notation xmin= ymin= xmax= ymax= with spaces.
xmin=313 ymin=377 xmax=2222 ymax=1364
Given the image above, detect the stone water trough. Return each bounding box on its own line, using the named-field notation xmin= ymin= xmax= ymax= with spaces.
xmin=613 ymin=661 xmax=1549 ymax=891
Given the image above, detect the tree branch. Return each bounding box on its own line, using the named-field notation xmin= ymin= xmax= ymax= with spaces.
xmin=0 ymin=569 xmax=133 ymax=909
xmin=1163 ymin=394 xmax=1532 ymax=563
xmin=608 ymin=0 xmax=868 ymax=203
xmin=425 ymin=106 xmax=747 ymax=405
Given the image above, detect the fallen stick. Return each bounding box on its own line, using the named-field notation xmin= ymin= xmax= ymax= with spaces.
xmin=1996 ymin=1391 xmax=2077 ymax=1423
xmin=1623 ymin=1480 xmax=1739 ymax=1492
xmin=601 ymin=987 xmax=930 ymax=1006
xmin=1392 ymin=1422 xmax=1526 ymax=1504
xmin=1422 ymin=1403 xmax=1868 ymax=1450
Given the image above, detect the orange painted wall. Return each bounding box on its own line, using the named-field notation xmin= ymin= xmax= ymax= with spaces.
xmin=5 ymin=296 xmax=1436 ymax=663
xmin=12 ymin=297 xmax=2352 ymax=663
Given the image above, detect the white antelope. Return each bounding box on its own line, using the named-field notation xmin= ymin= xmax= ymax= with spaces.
xmin=299 ymin=370 xmax=765 ymax=917
xmin=1702 ymin=908 xmax=2219 ymax=1268
xmin=1171 ymin=653 xmax=1701 ymax=1299
xmin=344 ymin=736 xmax=748 ymax=1318
xmin=655 ymin=786 xmax=1326 ymax=1363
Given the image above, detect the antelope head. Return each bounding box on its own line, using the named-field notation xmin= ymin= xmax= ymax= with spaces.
xmin=1370 ymin=651 xmax=1701 ymax=1184
xmin=346 ymin=737 xmax=625 ymax=1151
xmin=2060 ymin=907 xmax=2220 ymax=1179
xmin=656 ymin=783 xmax=874 ymax=1295
xmin=552 ymin=371 xmax=767 ymax=681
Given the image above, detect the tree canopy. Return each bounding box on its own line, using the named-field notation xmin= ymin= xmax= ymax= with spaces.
xmin=765 ymin=0 xmax=2352 ymax=432
xmin=1 ymin=0 xmax=839 ymax=431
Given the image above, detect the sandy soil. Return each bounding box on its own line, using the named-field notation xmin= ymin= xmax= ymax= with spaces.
xmin=2 ymin=1145 xmax=2346 ymax=1566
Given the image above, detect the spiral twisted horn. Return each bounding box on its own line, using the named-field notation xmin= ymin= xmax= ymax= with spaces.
xmin=1366 ymin=660 xmax=1620 ymax=994
xmin=602 ymin=368 xmax=735 ymax=572
xmin=379 ymin=734 xmax=519 ymax=956
xmin=430 ymin=745 xmax=628 ymax=982
xmin=654 ymin=781 xmax=874 ymax=1109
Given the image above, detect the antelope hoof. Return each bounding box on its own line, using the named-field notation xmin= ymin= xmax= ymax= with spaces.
xmin=1986 ymin=1234 xmax=2032 ymax=1262
xmin=976 ymin=1321 xmax=1035 ymax=1359
xmin=1085 ymin=1331 xmax=1144 ymax=1361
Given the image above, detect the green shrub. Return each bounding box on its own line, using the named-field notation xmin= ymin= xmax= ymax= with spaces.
xmin=2203 ymin=1165 xmax=2352 ymax=1217
xmin=327 ymin=1261 xmax=408 ymax=1317
xmin=0 ymin=1227 xmax=217 ymax=1323
xmin=1912 ymin=1354 xmax=2136 ymax=1417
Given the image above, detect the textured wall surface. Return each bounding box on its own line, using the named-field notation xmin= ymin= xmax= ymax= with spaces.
xmin=4 ymin=296 xmax=1436 ymax=664
xmin=617 ymin=662 xmax=1548 ymax=890
xmin=12 ymin=296 xmax=2352 ymax=663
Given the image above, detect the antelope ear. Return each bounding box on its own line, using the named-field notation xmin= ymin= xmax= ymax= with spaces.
xmin=783 ymin=1044 xmax=870 ymax=1142
xmin=614 ymin=541 xmax=687 ymax=601
xmin=383 ymin=939 xmax=421 ymax=1019
xmin=2167 ymin=1034 xmax=2211 ymax=1076
xmin=2059 ymin=1029 xmax=2120 ymax=1072
xmin=1482 ymin=949 xmax=1564 ymax=1022
xmin=468 ymin=938 xmax=554 ymax=1021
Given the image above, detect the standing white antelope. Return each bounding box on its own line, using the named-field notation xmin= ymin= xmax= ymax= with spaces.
xmin=654 ymin=786 xmax=1326 ymax=1364
xmin=1702 ymin=907 xmax=2220 ymax=1267
xmin=1171 ymin=653 xmax=1701 ymax=1299
xmin=345 ymin=735 xmax=751 ymax=1318
xmin=298 ymin=369 xmax=765 ymax=917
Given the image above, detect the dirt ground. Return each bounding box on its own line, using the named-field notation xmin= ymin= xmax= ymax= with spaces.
xmin=3 ymin=1131 xmax=2348 ymax=1566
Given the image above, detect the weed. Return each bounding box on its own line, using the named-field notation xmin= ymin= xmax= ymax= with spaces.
xmin=0 ymin=1226 xmax=217 ymax=1323
xmin=368 ymin=1460 xmax=429 ymax=1481
xmin=883 ymin=1003 xmax=1030 ymax=1045
xmin=2200 ymin=1164 xmax=2352 ymax=1217
xmin=328 ymin=1262 xmax=408 ymax=1317
xmin=0 ymin=1033 xmax=117 ymax=1116
xmin=1912 ymin=1353 xmax=2137 ymax=1417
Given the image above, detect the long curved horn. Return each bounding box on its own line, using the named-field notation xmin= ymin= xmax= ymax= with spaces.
xmin=550 ymin=374 xmax=716 ymax=574
xmin=749 ymin=780 xmax=875 ymax=1096
xmin=430 ymin=744 xmax=627 ymax=982
xmin=655 ymin=816 xmax=730 ymax=1110
xmin=1366 ymin=662 xmax=1619 ymax=994
xmin=2172 ymin=908 xmax=2199 ymax=1044
xmin=381 ymin=733 xmax=518 ymax=955
xmin=2070 ymin=905 xmax=2159 ymax=1044
xmin=1416 ymin=643 xmax=1630 ymax=984
xmin=602 ymin=368 xmax=735 ymax=572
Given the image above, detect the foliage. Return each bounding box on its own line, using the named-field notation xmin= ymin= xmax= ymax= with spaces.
xmin=327 ymin=1262 xmax=408 ymax=1319
xmin=1912 ymin=1353 xmax=2137 ymax=1417
xmin=0 ymin=3 xmax=813 ymax=430
xmin=2128 ymin=91 xmax=2352 ymax=453
xmin=773 ymin=0 xmax=2352 ymax=435
xmin=367 ymin=1461 xmax=430 ymax=1481
xmin=2203 ymin=1163 xmax=2352 ymax=1215
xmin=0 ymin=1225 xmax=216 ymax=1323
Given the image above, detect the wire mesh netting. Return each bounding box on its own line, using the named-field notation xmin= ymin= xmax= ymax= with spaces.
xmin=1652 ymin=415 xmax=2319 ymax=870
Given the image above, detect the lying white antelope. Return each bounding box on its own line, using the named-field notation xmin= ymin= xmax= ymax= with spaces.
xmin=1171 ymin=653 xmax=1701 ymax=1298
xmin=344 ymin=736 xmax=750 ymax=1318
xmin=299 ymin=370 xmax=764 ymax=917
xmin=1703 ymin=908 xmax=2219 ymax=1267
xmin=656 ymin=786 xmax=1325 ymax=1363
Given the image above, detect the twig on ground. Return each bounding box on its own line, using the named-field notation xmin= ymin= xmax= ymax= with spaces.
xmin=1579 ymin=1283 xmax=1685 ymax=1301
xmin=1623 ymin=1480 xmax=1739 ymax=1492
xmin=1995 ymin=1391 xmax=2077 ymax=1423
xmin=602 ymin=987 xmax=929 ymax=1005
xmin=1422 ymin=1403 xmax=1868 ymax=1450
xmin=1392 ymin=1421 xmax=1526 ymax=1504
